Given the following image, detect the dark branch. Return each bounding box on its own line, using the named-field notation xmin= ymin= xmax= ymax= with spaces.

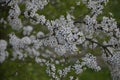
xmin=86 ymin=38 xmax=113 ymax=57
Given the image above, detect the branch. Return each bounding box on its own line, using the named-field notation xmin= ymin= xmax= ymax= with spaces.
xmin=0 ymin=0 xmax=11 ymax=7
xmin=86 ymin=38 xmax=113 ymax=57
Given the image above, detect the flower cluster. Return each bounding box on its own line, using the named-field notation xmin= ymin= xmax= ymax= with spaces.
xmin=7 ymin=1 xmax=23 ymax=30
xmin=31 ymin=0 xmax=48 ymax=10
xmin=82 ymin=15 xmax=98 ymax=38
xmin=9 ymin=34 xmax=31 ymax=49
xmin=23 ymin=26 xmax=33 ymax=36
xmin=107 ymin=52 xmax=120 ymax=67
xmin=24 ymin=0 xmax=48 ymax=18
xmin=82 ymin=0 xmax=109 ymax=17
xmin=1 ymin=0 xmax=120 ymax=79
xmin=0 ymin=40 xmax=8 ymax=63
xmin=41 ymin=14 xmax=85 ymax=55
xmin=100 ymin=17 xmax=120 ymax=50
xmin=45 ymin=61 xmax=60 ymax=80
xmin=101 ymin=17 xmax=117 ymax=32
xmin=9 ymin=33 xmax=32 ymax=59
xmin=73 ymin=62 xmax=83 ymax=74
xmin=82 ymin=53 xmax=101 ymax=71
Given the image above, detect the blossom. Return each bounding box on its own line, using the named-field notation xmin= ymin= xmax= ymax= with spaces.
xmin=73 ymin=64 xmax=83 ymax=74
xmin=24 ymin=1 xmax=38 ymax=18
xmin=23 ymin=26 xmax=33 ymax=35
xmin=21 ymin=36 xmax=31 ymax=45
xmin=9 ymin=4 xmax=21 ymax=17
xmin=31 ymin=0 xmax=49 ymax=9
xmin=0 ymin=40 xmax=8 ymax=63
xmin=9 ymin=33 xmax=21 ymax=49
xmin=36 ymin=31 xmax=45 ymax=38
xmin=76 ymin=31 xmax=85 ymax=44
xmin=1 ymin=0 xmax=120 ymax=79
xmin=82 ymin=0 xmax=109 ymax=17
xmin=8 ymin=17 xmax=23 ymax=30
xmin=107 ymin=52 xmax=120 ymax=66
xmin=76 ymin=1 xmax=80 ymax=5
xmin=48 ymin=36 xmax=58 ymax=47
xmin=0 ymin=40 xmax=7 ymax=52
xmin=35 ymin=57 xmax=46 ymax=63
xmin=69 ymin=76 xmax=74 ymax=80
xmin=101 ymin=17 xmax=117 ymax=32
xmin=82 ymin=53 xmax=101 ymax=71
xmin=12 ymin=50 xmax=23 ymax=60
xmin=35 ymin=15 xmax=46 ymax=24
xmin=0 ymin=51 xmax=9 ymax=63
xmin=58 ymin=70 xmax=62 ymax=78
xmin=7 ymin=3 xmax=23 ymax=30
xmin=62 ymin=66 xmax=71 ymax=77
xmin=54 ymin=45 xmax=66 ymax=55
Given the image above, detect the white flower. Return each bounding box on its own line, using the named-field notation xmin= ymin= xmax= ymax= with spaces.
xmin=36 ymin=31 xmax=45 ymax=38
xmin=55 ymin=60 xmax=60 ymax=64
xmin=76 ymin=1 xmax=80 ymax=6
xmin=9 ymin=4 xmax=21 ymax=17
xmin=76 ymin=32 xmax=85 ymax=44
xmin=11 ymin=49 xmax=24 ymax=60
xmin=9 ymin=33 xmax=21 ymax=49
xmin=51 ymin=64 xmax=56 ymax=72
xmin=20 ymin=36 xmax=31 ymax=48
xmin=101 ymin=17 xmax=117 ymax=32
xmin=32 ymin=0 xmax=49 ymax=9
xmin=38 ymin=15 xmax=46 ymax=24
xmin=69 ymin=76 xmax=74 ymax=80
xmin=35 ymin=57 xmax=42 ymax=63
xmin=22 ymin=37 xmax=31 ymax=44
xmin=55 ymin=45 xmax=66 ymax=55
xmin=73 ymin=64 xmax=83 ymax=74
xmin=8 ymin=17 xmax=23 ymax=30
xmin=23 ymin=26 xmax=33 ymax=35
xmin=29 ymin=35 xmax=36 ymax=42
xmin=58 ymin=70 xmax=62 ymax=77
xmin=107 ymin=52 xmax=120 ymax=66
xmin=82 ymin=0 xmax=108 ymax=17
xmin=82 ymin=53 xmax=101 ymax=71
xmin=0 ymin=51 xmax=8 ymax=63
xmin=31 ymin=48 xmax=40 ymax=56
xmin=0 ymin=40 xmax=7 ymax=52
xmin=48 ymin=36 xmax=58 ymax=47
xmin=8 ymin=0 xmax=19 ymax=6
xmin=24 ymin=1 xmax=38 ymax=18
xmin=32 ymin=40 xmax=42 ymax=49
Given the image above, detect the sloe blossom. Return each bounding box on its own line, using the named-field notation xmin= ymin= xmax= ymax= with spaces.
xmin=0 ymin=0 xmax=120 ymax=79
xmin=0 ymin=40 xmax=8 ymax=63
xmin=82 ymin=53 xmax=101 ymax=71
xmin=23 ymin=26 xmax=33 ymax=35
